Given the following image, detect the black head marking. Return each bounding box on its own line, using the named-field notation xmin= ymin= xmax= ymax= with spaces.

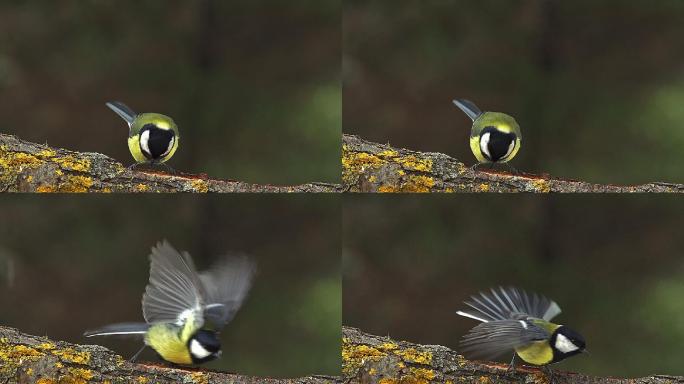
xmin=140 ymin=124 xmax=175 ymax=160
xmin=188 ymin=329 xmax=222 ymax=364
xmin=480 ymin=126 xmax=516 ymax=162
xmin=550 ymin=326 xmax=586 ymax=363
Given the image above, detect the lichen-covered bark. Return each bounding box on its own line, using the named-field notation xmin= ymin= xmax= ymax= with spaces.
xmin=342 ymin=326 xmax=683 ymax=384
xmin=342 ymin=134 xmax=684 ymax=193
xmin=0 ymin=326 xmax=339 ymax=384
xmin=0 ymin=134 xmax=341 ymax=193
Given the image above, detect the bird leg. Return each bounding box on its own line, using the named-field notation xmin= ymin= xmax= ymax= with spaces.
xmin=542 ymin=365 xmax=555 ymax=384
xmin=129 ymin=344 xmax=147 ymax=363
xmin=507 ymin=353 xmax=517 ymax=373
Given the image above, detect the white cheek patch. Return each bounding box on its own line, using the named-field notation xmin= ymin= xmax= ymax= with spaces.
xmin=519 ymin=320 xmax=528 ymax=329
xmin=503 ymin=139 xmax=516 ymax=160
xmin=162 ymin=136 xmax=175 ymax=157
xmin=190 ymin=339 xmax=212 ymax=359
xmin=140 ymin=130 xmax=151 ymax=157
xmin=555 ymin=333 xmax=579 ymax=353
xmin=479 ymin=132 xmax=491 ymax=159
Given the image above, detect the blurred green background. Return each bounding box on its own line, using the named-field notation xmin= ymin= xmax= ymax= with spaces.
xmin=344 ymin=0 xmax=684 ymax=184
xmin=344 ymin=196 xmax=684 ymax=376
xmin=0 ymin=195 xmax=341 ymax=377
xmin=0 ymin=1 xmax=340 ymax=184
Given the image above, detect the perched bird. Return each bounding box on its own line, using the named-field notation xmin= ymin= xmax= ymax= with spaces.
xmin=84 ymin=240 xmax=256 ymax=365
xmin=456 ymin=287 xmax=586 ymax=371
xmin=452 ymin=99 xmax=522 ymax=168
xmin=106 ymin=101 xmax=179 ymax=169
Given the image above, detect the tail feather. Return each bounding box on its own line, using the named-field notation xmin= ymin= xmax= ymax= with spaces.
xmin=84 ymin=322 xmax=149 ymax=337
xmin=106 ymin=101 xmax=136 ymax=126
xmin=456 ymin=287 xmax=562 ymax=323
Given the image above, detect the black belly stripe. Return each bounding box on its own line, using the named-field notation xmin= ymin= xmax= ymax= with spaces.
xmin=481 ymin=126 xmax=516 ymax=162
xmin=140 ymin=124 xmax=175 ymax=160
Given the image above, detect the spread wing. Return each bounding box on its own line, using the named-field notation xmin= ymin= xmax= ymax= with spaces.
xmin=199 ymin=255 xmax=256 ymax=328
xmin=456 ymin=286 xmax=561 ymax=323
xmin=453 ymin=99 xmax=483 ymax=121
xmin=142 ymin=240 xmax=205 ymax=328
xmin=460 ymin=319 xmax=550 ymax=359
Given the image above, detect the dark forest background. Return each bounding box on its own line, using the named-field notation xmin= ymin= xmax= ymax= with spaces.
xmin=0 ymin=195 xmax=341 ymax=377
xmin=0 ymin=1 xmax=340 ymax=184
xmin=344 ymin=0 xmax=684 ymax=184
xmin=344 ymin=196 xmax=684 ymax=376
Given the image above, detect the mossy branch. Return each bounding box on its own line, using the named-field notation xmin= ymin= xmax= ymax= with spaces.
xmin=0 ymin=133 xmax=341 ymax=193
xmin=0 ymin=325 xmax=339 ymax=384
xmin=342 ymin=134 xmax=684 ymax=193
xmin=342 ymin=326 xmax=682 ymax=383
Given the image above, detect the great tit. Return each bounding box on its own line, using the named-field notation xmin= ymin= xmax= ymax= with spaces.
xmin=84 ymin=240 xmax=256 ymax=365
xmin=452 ymin=99 xmax=522 ymax=167
xmin=456 ymin=287 xmax=586 ymax=370
xmin=106 ymin=101 xmax=179 ymax=168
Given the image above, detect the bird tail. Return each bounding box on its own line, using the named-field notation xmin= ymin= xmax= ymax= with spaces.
xmin=83 ymin=322 xmax=149 ymax=337
xmin=452 ymin=99 xmax=482 ymax=121
xmin=456 ymin=286 xmax=561 ymax=323
xmin=106 ymin=101 xmax=136 ymax=126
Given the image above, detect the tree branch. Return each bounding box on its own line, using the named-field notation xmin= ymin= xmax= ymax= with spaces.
xmin=342 ymin=326 xmax=681 ymax=383
xmin=342 ymin=134 xmax=684 ymax=193
xmin=0 ymin=325 xmax=338 ymax=383
xmin=0 ymin=134 xmax=341 ymax=193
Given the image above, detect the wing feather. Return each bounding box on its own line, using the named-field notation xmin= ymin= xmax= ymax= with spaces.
xmin=199 ymin=254 xmax=256 ymax=328
xmin=460 ymin=320 xmax=549 ymax=360
xmin=106 ymin=101 xmax=136 ymax=126
xmin=456 ymin=287 xmax=562 ymax=323
xmin=142 ymin=240 xmax=205 ymax=327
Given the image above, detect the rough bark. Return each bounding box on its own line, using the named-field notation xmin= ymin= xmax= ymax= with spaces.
xmin=0 ymin=325 xmax=339 ymax=384
xmin=342 ymin=134 xmax=684 ymax=193
xmin=0 ymin=134 xmax=341 ymax=193
xmin=342 ymin=326 xmax=683 ymax=384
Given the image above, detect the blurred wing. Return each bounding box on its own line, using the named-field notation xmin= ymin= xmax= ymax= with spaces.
xmin=106 ymin=101 xmax=136 ymax=126
xmin=452 ymin=99 xmax=482 ymax=121
xmin=460 ymin=320 xmax=549 ymax=360
xmin=142 ymin=240 xmax=205 ymax=327
xmin=456 ymin=287 xmax=561 ymax=323
xmin=200 ymin=255 xmax=256 ymax=327
xmin=84 ymin=322 xmax=150 ymax=337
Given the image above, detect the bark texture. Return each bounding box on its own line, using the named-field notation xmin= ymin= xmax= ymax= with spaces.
xmin=342 ymin=326 xmax=683 ymax=384
xmin=342 ymin=134 xmax=684 ymax=193
xmin=0 ymin=134 xmax=341 ymax=193
xmin=0 ymin=325 xmax=338 ymax=384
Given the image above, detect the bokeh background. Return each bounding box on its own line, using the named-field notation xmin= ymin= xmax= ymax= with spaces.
xmin=344 ymin=0 xmax=684 ymax=184
xmin=344 ymin=196 xmax=684 ymax=376
xmin=0 ymin=195 xmax=341 ymax=377
xmin=0 ymin=1 xmax=340 ymax=184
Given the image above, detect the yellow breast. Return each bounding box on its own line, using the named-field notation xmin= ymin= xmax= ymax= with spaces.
xmin=515 ymin=340 xmax=554 ymax=366
xmin=145 ymin=324 xmax=192 ymax=365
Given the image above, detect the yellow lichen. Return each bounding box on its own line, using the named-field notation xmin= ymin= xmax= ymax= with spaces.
xmin=396 ymin=348 xmax=432 ymax=365
xmin=377 ymin=149 xmax=399 ymax=158
xmin=531 ymin=179 xmax=551 ymax=193
xmin=479 ymin=183 xmax=490 ymax=192
xmin=402 ymin=175 xmax=435 ymax=193
xmin=190 ymin=371 xmax=209 ymax=384
xmin=408 ymin=367 xmax=436 ymax=381
xmin=62 ymin=176 xmax=94 ymax=192
xmin=63 ymin=367 xmax=95 ymax=384
xmin=53 ymin=156 xmax=91 ymax=173
xmin=135 ymin=183 xmax=150 ymax=192
xmin=378 ymin=342 xmax=399 ymax=351
xmin=342 ymin=343 xmax=388 ymax=375
xmin=395 ymin=155 xmax=432 ymax=173
xmin=137 ymin=376 xmax=149 ymax=384
xmin=342 ymin=151 xmax=386 ymax=183
xmin=53 ymin=348 xmax=90 ymax=364
xmin=191 ymin=179 xmax=209 ymax=193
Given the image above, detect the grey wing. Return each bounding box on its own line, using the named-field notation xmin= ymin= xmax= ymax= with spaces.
xmin=456 ymin=287 xmax=561 ymax=323
xmin=84 ymin=322 xmax=150 ymax=337
xmin=452 ymin=99 xmax=483 ymax=121
xmin=142 ymin=240 xmax=205 ymax=326
xmin=199 ymin=255 xmax=256 ymax=328
xmin=106 ymin=101 xmax=136 ymax=126
xmin=460 ymin=319 xmax=549 ymax=360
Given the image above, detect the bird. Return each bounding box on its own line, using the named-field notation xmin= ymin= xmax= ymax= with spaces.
xmin=452 ymin=99 xmax=522 ymax=171
xmin=106 ymin=101 xmax=179 ymax=170
xmin=84 ymin=240 xmax=256 ymax=365
xmin=456 ymin=287 xmax=586 ymax=375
